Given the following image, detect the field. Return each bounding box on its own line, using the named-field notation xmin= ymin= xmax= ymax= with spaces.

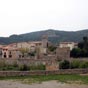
xmin=0 ymin=74 xmax=88 ymax=88
xmin=0 ymin=74 xmax=88 ymax=84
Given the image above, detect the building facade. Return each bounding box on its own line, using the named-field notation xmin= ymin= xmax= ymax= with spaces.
xmin=59 ymin=42 xmax=78 ymax=50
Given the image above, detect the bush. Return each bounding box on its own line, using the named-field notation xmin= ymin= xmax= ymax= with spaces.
xmin=79 ymin=61 xmax=88 ymax=68
xmin=71 ymin=60 xmax=81 ymax=69
xmin=48 ymin=45 xmax=56 ymax=52
xmin=0 ymin=60 xmax=6 ymax=67
xmin=19 ymin=64 xmax=30 ymax=71
xmin=0 ymin=61 xmax=46 ymax=71
xmin=30 ymin=64 xmax=45 ymax=71
xmin=59 ymin=60 xmax=70 ymax=69
xmin=13 ymin=61 xmax=18 ymax=67
xmin=70 ymin=60 xmax=88 ymax=69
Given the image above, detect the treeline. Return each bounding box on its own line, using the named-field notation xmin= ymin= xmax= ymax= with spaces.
xmin=70 ymin=36 xmax=88 ymax=58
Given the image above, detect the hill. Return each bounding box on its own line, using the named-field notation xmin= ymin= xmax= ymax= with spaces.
xmin=0 ymin=29 xmax=88 ymax=44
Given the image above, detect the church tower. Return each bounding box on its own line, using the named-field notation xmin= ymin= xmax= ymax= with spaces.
xmin=42 ymin=35 xmax=48 ymax=48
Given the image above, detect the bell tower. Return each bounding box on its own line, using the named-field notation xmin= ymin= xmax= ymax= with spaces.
xmin=42 ymin=35 xmax=48 ymax=48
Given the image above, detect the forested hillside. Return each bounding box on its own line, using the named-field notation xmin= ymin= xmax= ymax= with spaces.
xmin=0 ymin=29 xmax=88 ymax=44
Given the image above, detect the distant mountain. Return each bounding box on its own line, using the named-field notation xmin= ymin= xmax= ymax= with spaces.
xmin=0 ymin=29 xmax=88 ymax=44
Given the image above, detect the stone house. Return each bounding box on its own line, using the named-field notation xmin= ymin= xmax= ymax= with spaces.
xmin=8 ymin=36 xmax=49 ymax=55
xmin=1 ymin=46 xmax=22 ymax=59
xmin=59 ymin=42 xmax=78 ymax=50
xmin=0 ymin=36 xmax=49 ymax=59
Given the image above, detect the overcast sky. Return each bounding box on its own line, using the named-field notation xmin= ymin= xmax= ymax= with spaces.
xmin=0 ymin=0 xmax=88 ymax=37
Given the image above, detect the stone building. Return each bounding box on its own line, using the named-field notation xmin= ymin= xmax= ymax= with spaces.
xmin=56 ymin=47 xmax=70 ymax=60
xmin=1 ymin=46 xmax=22 ymax=59
xmin=8 ymin=36 xmax=49 ymax=55
xmin=0 ymin=35 xmax=49 ymax=59
xmin=59 ymin=42 xmax=78 ymax=50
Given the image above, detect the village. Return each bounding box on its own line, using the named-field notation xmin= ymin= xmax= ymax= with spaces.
xmin=1 ymin=0 xmax=88 ymax=87
xmin=0 ymin=35 xmax=79 ymax=71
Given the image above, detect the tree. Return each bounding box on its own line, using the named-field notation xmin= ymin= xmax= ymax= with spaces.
xmin=71 ymin=36 xmax=88 ymax=57
xmin=78 ymin=42 xmax=84 ymax=49
xmin=70 ymin=48 xmax=81 ymax=58
xmin=83 ymin=36 xmax=88 ymax=50
xmin=83 ymin=36 xmax=88 ymax=42
xmin=48 ymin=45 xmax=56 ymax=52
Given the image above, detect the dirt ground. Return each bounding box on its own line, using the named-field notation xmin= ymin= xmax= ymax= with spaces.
xmin=0 ymin=80 xmax=88 ymax=88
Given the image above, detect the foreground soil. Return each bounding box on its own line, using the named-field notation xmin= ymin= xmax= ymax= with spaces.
xmin=0 ymin=80 xmax=88 ymax=88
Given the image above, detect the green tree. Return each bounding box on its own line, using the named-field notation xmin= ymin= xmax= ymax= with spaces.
xmin=71 ymin=36 xmax=88 ymax=57
xmin=83 ymin=36 xmax=88 ymax=50
xmin=70 ymin=48 xmax=81 ymax=58
xmin=48 ymin=45 xmax=56 ymax=52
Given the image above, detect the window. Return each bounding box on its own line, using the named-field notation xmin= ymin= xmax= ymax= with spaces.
xmin=9 ymin=55 xmax=12 ymax=58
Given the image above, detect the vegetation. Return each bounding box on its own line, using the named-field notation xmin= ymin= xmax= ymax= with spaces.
xmin=30 ymin=64 xmax=45 ymax=71
xmin=19 ymin=64 xmax=30 ymax=71
xmin=70 ymin=36 xmax=88 ymax=57
xmin=0 ymin=62 xmax=45 ymax=71
xmin=1 ymin=60 xmax=87 ymax=71
xmin=59 ymin=60 xmax=70 ymax=69
xmin=48 ymin=45 xmax=57 ymax=52
xmin=0 ymin=74 xmax=88 ymax=84
xmin=0 ymin=29 xmax=88 ymax=44
xmin=28 ymin=51 xmax=36 ymax=56
xmin=59 ymin=60 xmax=88 ymax=69
xmin=19 ymin=48 xmax=29 ymax=57
xmin=19 ymin=64 xmax=45 ymax=71
xmin=70 ymin=60 xmax=81 ymax=69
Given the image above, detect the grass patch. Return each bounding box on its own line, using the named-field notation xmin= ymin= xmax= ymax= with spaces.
xmin=0 ymin=74 xmax=88 ymax=84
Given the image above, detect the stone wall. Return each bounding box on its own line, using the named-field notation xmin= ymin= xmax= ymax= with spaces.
xmin=0 ymin=69 xmax=88 ymax=77
xmin=0 ymin=55 xmax=58 ymax=71
xmin=46 ymin=62 xmax=59 ymax=71
xmin=56 ymin=47 xmax=70 ymax=60
xmin=0 ymin=55 xmax=56 ymax=65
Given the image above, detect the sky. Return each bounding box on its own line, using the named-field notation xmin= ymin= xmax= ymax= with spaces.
xmin=0 ymin=0 xmax=88 ymax=37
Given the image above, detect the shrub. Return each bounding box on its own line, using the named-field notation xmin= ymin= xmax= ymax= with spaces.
xmin=59 ymin=60 xmax=70 ymax=69
xmin=19 ymin=64 xmax=30 ymax=71
xmin=13 ymin=61 xmax=18 ymax=67
xmin=0 ymin=60 xmax=6 ymax=67
xmin=48 ymin=45 xmax=56 ymax=52
xmin=79 ymin=61 xmax=88 ymax=68
xmin=30 ymin=64 xmax=45 ymax=71
xmin=70 ymin=60 xmax=88 ymax=69
xmin=71 ymin=60 xmax=81 ymax=69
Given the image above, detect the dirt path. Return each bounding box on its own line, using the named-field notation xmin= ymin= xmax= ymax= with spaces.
xmin=0 ymin=80 xmax=88 ymax=88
